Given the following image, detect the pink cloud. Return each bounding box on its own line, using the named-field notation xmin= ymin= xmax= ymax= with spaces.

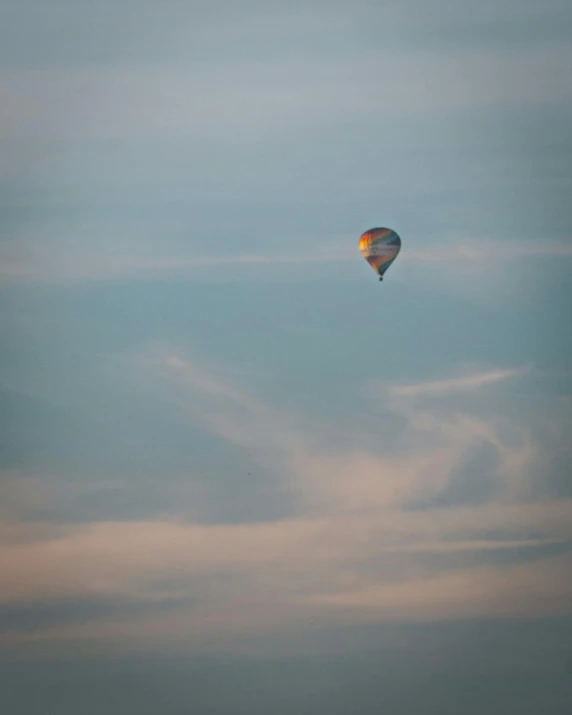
xmin=1 ymin=353 xmax=570 ymax=654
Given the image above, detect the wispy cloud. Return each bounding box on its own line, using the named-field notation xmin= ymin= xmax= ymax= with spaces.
xmin=1 ymin=233 xmax=570 ymax=284
xmin=0 ymin=250 xmax=348 ymax=282
xmin=0 ymin=233 xmax=352 ymax=283
xmin=405 ymin=240 xmax=572 ymax=265
xmin=304 ymin=554 xmax=572 ymax=620
xmin=399 ymin=238 xmax=572 ymax=304
xmin=386 ymin=367 xmax=528 ymax=398
xmin=1 ymin=351 xmax=570 ymax=653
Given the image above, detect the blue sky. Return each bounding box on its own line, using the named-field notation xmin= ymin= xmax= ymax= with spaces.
xmin=1 ymin=1 xmax=572 ymax=712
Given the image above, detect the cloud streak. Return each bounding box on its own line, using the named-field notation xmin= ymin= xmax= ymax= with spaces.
xmin=386 ymin=367 xmax=528 ymax=398
xmin=1 ymin=351 xmax=570 ymax=654
xmin=1 ymin=233 xmax=570 ymax=284
xmin=405 ymin=240 xmax=572 ymax=264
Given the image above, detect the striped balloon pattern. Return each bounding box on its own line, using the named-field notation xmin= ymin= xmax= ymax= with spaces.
xmin=358 ymin=227 xmax=401 ymax=280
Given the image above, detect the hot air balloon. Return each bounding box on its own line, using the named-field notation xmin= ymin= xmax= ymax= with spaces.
xmin=358 ymin=227 xmax=401 ymax=281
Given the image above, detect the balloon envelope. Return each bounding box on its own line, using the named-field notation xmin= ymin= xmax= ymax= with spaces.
xmin=358 ymin=227 xmax=401 ymax=279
